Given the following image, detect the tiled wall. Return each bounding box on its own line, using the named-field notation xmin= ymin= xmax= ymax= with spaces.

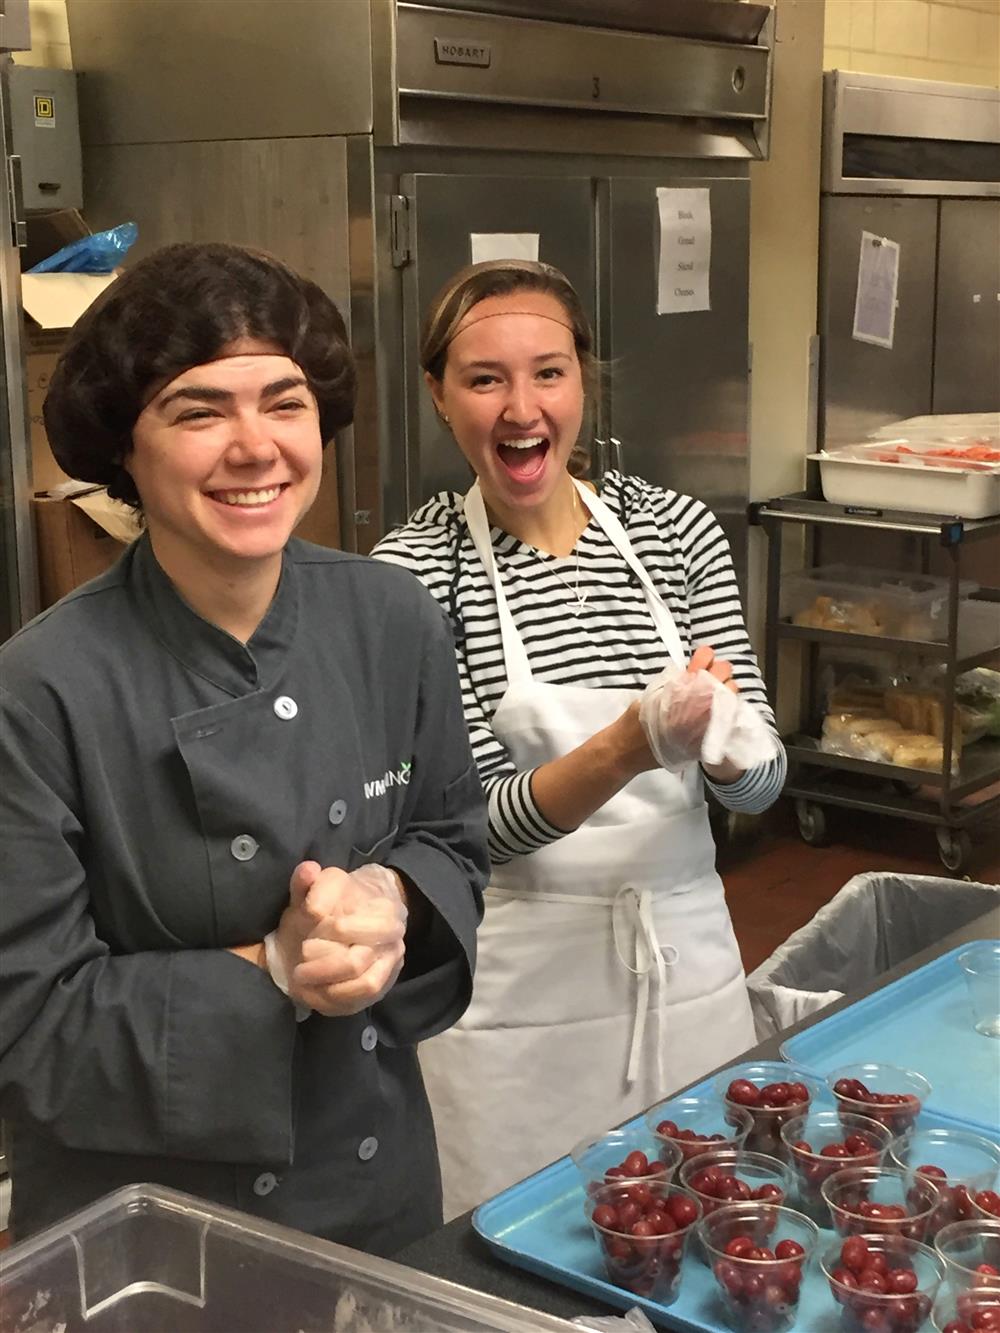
xmin=12 ymin=0 xmax=72 ymax=68
xmin=825 ymin=0 xmax=1000 ymax=86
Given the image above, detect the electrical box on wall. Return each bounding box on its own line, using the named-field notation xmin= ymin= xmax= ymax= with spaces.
xmin=9 ymin=66 xmax=82 ymax=212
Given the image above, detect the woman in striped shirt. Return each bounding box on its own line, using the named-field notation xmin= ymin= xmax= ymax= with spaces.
xmin=373 ymin=259 xmax=785 ymax=1217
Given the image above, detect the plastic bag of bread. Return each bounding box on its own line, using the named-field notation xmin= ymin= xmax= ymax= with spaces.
xmin=793 ymin=595 xmax=886 ymax=635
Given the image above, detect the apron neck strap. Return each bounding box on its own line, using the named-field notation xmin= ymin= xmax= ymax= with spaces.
xmin=463 ymin=477 xmax=687 ymax=687
xmin=463 ymin=483 xmax=533 ymax=686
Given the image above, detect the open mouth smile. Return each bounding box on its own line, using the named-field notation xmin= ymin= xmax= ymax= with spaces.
xmin=496 ymin=436 xmax=550 ymax=481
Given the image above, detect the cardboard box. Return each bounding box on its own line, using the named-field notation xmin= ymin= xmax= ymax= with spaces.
xmin=32 ymin=493 xmax=131 ymax=608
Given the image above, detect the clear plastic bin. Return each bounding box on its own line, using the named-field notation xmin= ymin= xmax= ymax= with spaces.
xmin=781 ymin=564 xmax=979 ymax=641
xmin=0 ymin=1185 xmax=582 ymax=1333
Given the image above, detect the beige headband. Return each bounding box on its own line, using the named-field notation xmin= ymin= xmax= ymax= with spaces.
xmin=448 ymin=309 xmax=575 ymax=347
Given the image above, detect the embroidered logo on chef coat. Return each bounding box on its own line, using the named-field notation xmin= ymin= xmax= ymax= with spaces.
xmin=364 ymin=760 xmax=412 ymax=800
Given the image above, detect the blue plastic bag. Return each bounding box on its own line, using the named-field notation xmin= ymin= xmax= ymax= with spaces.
xmin=28 ymin=222 xmax=138 ymax=274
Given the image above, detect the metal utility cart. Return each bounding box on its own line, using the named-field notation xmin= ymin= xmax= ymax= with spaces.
xmin=753 ymin=493 xmax=1000 ymax=872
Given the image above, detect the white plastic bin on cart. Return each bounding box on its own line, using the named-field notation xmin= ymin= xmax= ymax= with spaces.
xmin=746 ymin=872 xmax=1000 ymax=1039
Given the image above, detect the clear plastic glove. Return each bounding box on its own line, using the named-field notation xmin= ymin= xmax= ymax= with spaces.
xmin=639 ymin=662 xmax=777 ymax=774
xmin=638 ymin=663 xmax=717 ymax=771
xmin=267 ymin=862 xmax=408 ymax=1018
xmin=572 ymin=1310 xmax=658 ymax=1332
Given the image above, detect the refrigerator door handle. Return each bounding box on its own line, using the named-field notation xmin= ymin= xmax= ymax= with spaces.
xmin=6 ymin=153 xmax=26 ymax=247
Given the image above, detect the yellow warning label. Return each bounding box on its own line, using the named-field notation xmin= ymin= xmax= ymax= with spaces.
xmin=34 ymin=96 xmax=55 ymax=119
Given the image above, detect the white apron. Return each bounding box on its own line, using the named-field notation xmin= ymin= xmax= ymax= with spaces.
xmin=419 ymin=479 xmax=755 ymax=1219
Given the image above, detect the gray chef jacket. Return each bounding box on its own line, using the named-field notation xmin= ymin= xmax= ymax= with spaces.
xmin=0 ymin=534 xmax=488 ymax=1252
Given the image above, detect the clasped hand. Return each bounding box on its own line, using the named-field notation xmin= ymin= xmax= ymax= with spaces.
xmin=273 ymin=861 xmax=408 ymax=1017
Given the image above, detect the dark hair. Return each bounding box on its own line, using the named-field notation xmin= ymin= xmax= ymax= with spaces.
xmin=420 ymin=259 xmax=598 ymax=478
xmin=43 ymin=242 xmax=356 ymax=509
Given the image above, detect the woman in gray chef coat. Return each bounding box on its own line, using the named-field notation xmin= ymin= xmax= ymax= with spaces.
xmin=0 ymin=242 xmax=488 ymax=1251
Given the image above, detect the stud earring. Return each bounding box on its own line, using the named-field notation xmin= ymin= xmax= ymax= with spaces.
xmin=442 ymin=414 xmax=450 ymax=425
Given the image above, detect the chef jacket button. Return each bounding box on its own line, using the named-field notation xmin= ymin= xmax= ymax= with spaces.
xmin=252 ymin=1171 xmax=278 ymax=1197
xmin=361 ymin=1024 xmax=378 ymax=1052
xmin=358 ymin=1136 xmax=379 ymax=1162
xmin=328 ymin=800 xmax=347 ymax=826
xmin=230 ymin=834 xmax=259 ymax=862
xmin=273 ymin=695 xmax=298 ymax=720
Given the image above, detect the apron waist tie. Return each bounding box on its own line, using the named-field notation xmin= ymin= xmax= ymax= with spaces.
xmin=486 ymin=883 xmax=678 ymax=1090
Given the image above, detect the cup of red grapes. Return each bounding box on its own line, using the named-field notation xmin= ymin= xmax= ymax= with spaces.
xmin=779 ymin=1110 xmax=894 ymax=1224
xmin=934 ymin=1219 xmax=1000 ymax=1302
xmin=823 ymin=1232 xmax=945 ymax=1333
xmin=715 ymin=1062 xmax=824 ymax=1156
xmin=680 ymin=1148 xmax=794 ymax=1224
xmin=698 ymin=1200 xmax=819 ymax=1332
xmin=932 ymin=1286 xmax=1000 ymax=1332
xmin=585 ymin=1179 xmax=702 ymax=1305
xmin=571 ymin=1124 xmax=681 ymax=1195
xmin=828 ymin=1063 xmax=931 ymax=1136
xmin=645 ymin=1096 xmax=753 ymax=1165
xmin=890 ymin=1128 xmax=1000 ymax=1236
xmin=822 ymin=1165 xmax=942 ymax=1242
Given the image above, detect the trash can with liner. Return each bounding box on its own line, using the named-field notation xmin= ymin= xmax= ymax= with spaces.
xmin=746 ymin=872 xmax=1000 ymax=1038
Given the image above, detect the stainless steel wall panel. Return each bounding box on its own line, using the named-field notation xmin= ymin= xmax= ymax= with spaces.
xmin=81 ymin=136 xmax=355 ymax=548
xmin=66 ymin=0 xmax=373 ymax=145
xmin=0 ymin=59 xmax=36 ymax=636
xmin=397 ymin=171 xmax=595 ymax=512
xmin=605 ymin=175 xmax=751 ymax=592
xmin=822 ymin=71 xmax=1000 ymax=198
xmin=395 ymin=4 xmax=768 ymax=122
xmin=419 ymin=0 xmax=771 ymax=44
xmin=818 ymin=195 xmax=937 ymax=448
xmin=83 ymin=138 xmax=352 ymax=315
xmin=933 ymin=199 xmax=1000 ymax=415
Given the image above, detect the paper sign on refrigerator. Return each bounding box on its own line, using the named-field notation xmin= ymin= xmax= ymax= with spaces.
xmin=656 ymin=187 xmax=711 ymax=315
xmin=852 ymin=230 xmax=900 ymax=350
xmin=470 ymin=233 xmax=540 ymax=265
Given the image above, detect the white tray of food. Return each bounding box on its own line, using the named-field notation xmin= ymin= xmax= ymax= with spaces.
xmin=810 ymin=438 xmax=1000 ymax=519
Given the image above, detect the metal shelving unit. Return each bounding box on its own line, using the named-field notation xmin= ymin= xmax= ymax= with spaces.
xmin=753 ymin=494 xmax=1000 ymax=872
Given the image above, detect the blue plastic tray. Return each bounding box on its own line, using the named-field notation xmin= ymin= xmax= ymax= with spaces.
xmin=780 ymin=943 xmax=1000 ymax=1139
xmin=473 ymin=1077 xmax=979 ymax=1332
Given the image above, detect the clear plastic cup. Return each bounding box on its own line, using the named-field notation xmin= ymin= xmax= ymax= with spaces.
xmin=698 ymin=1201 xmax=819 ymax=1333
xmin=822 ymin=1165 xmax=942 ymax=1242
xmin=828 ymin=1062 xmax=932 ymax=1136
xmin=822 ymin=1232 xmax=945 ymax=1333
xmin=585 ymin=1179 xmax=702 ymax=1306
xmin=931 ymin=1286 xmax=1000 ymax=1331
xmin=972 ymin=1189 xmax=1000 ymax=1224
xmin=890 ymin=1128 xmax=1000 ymax=1235
xmin=959 ymin=943 xmax=1000 ymax=1039
xmin=570 ymin=1124 xmax=679 ymax=1194
xmin=713 ymin=1061 xmax=825 ymax=1157
xmin=681 ymin=1148 xmax=795 ymax=1219
xmin=645 ymin=1096 xmax=753 ymax=1165
xmin=779 ymin=1110 xmax=894 ymax=1224
xmin=935 ymin=1219 xmax=1000 ymax=1300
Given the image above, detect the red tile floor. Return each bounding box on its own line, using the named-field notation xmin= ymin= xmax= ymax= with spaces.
xmin=719 ymin=796 xmax=1000 ymax=974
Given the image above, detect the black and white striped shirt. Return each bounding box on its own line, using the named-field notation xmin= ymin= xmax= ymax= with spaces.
xmin=373 ymin=472 xmax=785 ymax=863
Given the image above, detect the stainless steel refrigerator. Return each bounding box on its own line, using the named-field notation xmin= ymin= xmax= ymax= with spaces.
xmin=1 ymin=0 xmax=35 ymax=640
xmin=819 ymin=70 xmax=1000 ymax=450
xmin=65 ymin=0 xmax=774 ymax=593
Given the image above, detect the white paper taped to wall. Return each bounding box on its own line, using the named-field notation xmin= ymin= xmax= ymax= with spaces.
xmin=469 ymin=233 xmax=540 ymax=265
xmin=656 ymin=187 xmax=711 ymax=315
xmin=853 ymin=231 xmax=900 ymax=350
